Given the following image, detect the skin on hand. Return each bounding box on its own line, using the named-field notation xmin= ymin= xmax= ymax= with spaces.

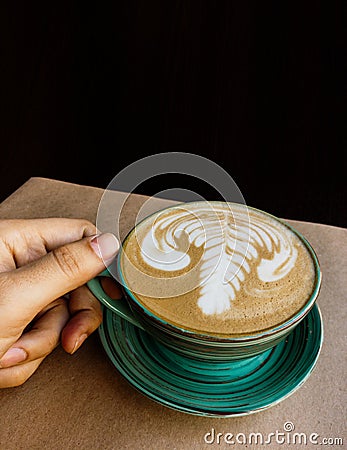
xmin=0 ymin=218 xmax=120 ymax=388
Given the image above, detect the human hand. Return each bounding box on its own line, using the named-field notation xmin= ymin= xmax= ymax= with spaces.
xmin=0 ymin=218 xmax=120 ymax=388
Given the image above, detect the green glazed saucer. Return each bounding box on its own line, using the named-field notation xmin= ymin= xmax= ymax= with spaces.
xmin=98 ymin=304 xmax=323 ymax=417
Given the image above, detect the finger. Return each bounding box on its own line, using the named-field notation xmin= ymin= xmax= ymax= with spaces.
xmin=0 ymin=357 xmax=45 ymax=388
xmin=0 ymin=233 xmax=120 ymax=328
xmin=61 ymin=285 xmax=103 ymax=354
xmin=0 ymin=298 xmax=69 ymax=366
xmin=0 ymin=218 xmax=98 ymax=270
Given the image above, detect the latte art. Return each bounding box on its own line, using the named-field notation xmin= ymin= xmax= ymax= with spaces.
xmin=140 ymin=204 xmax=298 ymax=315
xmin=120 ymin=201 xmax=316 ymax=335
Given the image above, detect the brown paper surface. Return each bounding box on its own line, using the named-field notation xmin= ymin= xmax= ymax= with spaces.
xmin=0 ymin=177 xmax=345 ymax=450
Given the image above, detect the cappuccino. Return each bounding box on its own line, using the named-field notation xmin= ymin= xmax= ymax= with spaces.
xmin=120 ymin=201 xmax=317 ymax=336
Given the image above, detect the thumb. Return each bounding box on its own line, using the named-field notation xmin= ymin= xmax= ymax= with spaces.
xmin=0 ymin=233 xmax=119 ymax=324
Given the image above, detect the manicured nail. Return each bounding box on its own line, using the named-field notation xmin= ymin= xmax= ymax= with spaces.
xmin=0 ymin=348 xmax=28 ymax=368
xmin=71 ymin=333 xmax=88 ymax=354
xmin=90 ymin=233 xmax=120 ymax=261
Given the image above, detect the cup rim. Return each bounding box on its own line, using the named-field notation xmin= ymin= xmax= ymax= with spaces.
xmin=117 ymin=200 xmax=322 ymax=342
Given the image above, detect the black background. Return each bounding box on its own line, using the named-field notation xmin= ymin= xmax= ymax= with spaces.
xmin=0 ymin=2 xmax=345 ymax=227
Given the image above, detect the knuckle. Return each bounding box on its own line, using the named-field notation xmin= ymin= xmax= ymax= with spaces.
xmin=51 ymin=246 xmax=82 ymax=279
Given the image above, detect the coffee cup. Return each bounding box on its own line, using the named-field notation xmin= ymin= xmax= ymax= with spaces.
xmin=87 ymin=201 xmax=321 ymax=361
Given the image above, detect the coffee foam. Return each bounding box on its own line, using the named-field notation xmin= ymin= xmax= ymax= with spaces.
xmin=120 ymin=202 xmax=317 ymax=335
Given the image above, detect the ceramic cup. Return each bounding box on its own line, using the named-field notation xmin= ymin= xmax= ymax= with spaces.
xmin=87 ymin=202 xmax=321 ymax=361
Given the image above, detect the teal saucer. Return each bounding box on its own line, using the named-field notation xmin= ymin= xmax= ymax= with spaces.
xmin=98 ymin=304 xmax=323 ymax=417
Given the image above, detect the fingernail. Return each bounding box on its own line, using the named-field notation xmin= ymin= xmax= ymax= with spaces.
xmin=0 ymin=348 xmax=27 ymax=368
xmin=90 ymin=233 xmax=120 ymax=261
xmin=71 ymin=333 xmax=88 ymax=354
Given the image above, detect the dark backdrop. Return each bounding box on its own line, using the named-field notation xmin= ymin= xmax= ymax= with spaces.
xmin=0 ymin=2 xmax=345 ymax=227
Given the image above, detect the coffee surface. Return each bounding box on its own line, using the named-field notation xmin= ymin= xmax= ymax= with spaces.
xmin=120 ymin=201 xmax=317 ymax=335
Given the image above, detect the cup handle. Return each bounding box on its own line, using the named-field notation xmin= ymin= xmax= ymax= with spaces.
xmin=87 ymin=269 xmax=144 ymax=330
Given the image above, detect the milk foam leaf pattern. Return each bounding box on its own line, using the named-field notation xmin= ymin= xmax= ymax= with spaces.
xmin=140 ymin=203 xmax=299 ymax=316
xmin=198 ymin=210 xmax=298 ymax=315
